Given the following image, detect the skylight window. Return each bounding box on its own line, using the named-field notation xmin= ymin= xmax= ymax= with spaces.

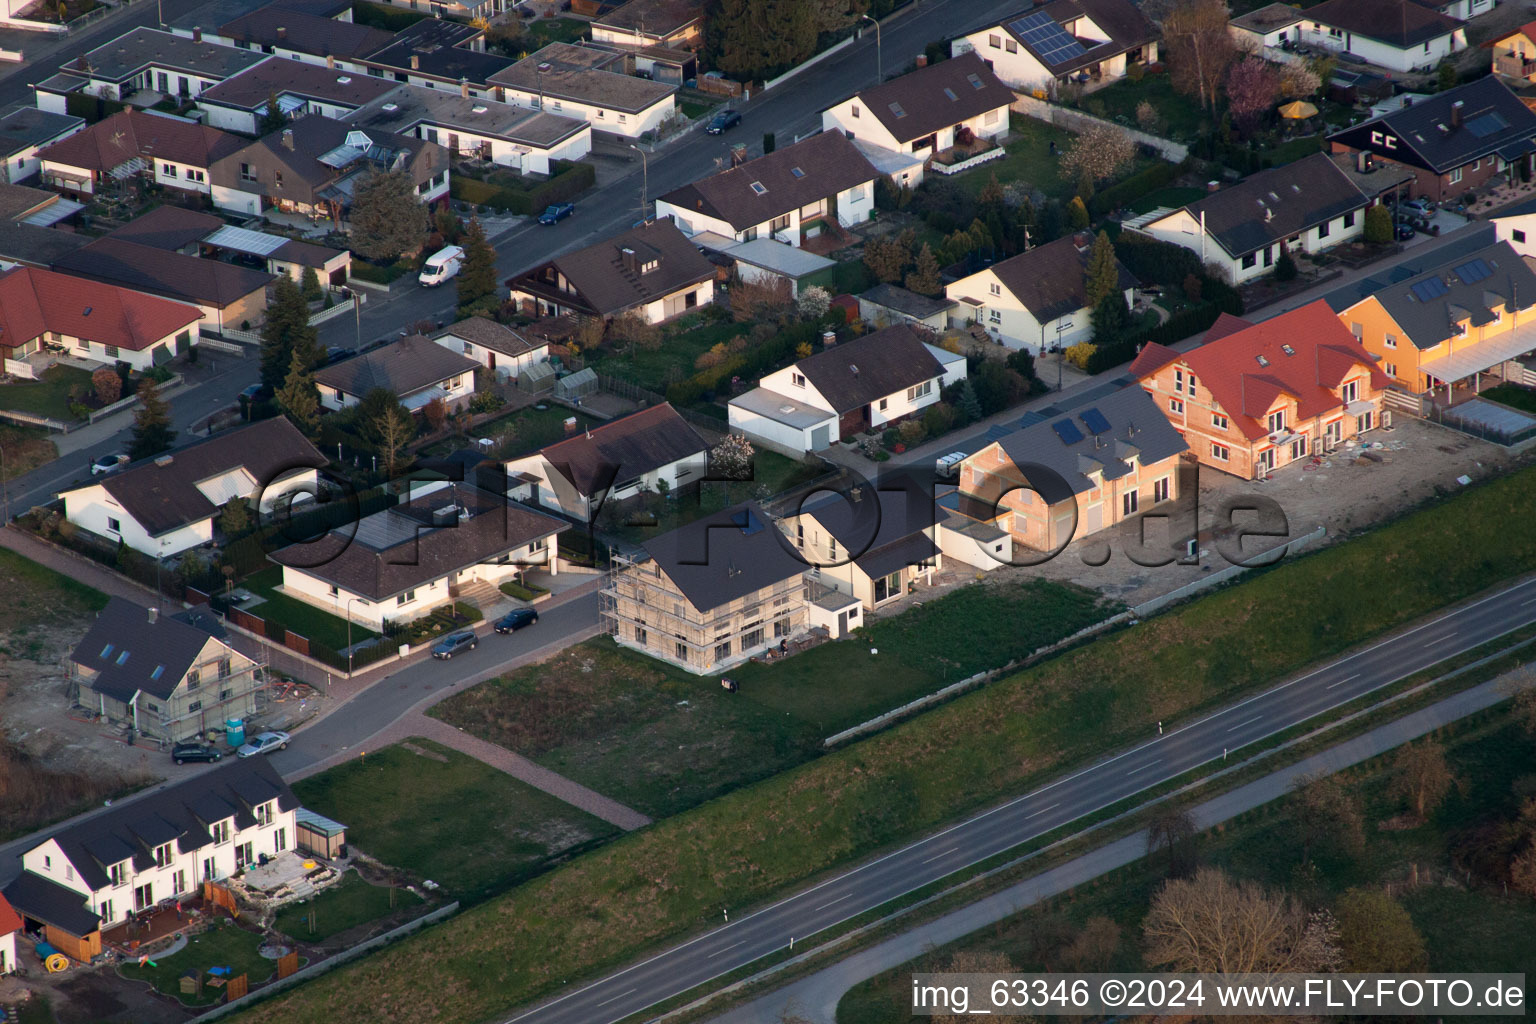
xmin=943 ymin=87 xmax=957 ymax=101
xmin=116 ymin=650 xmax=130 ymax=666
xmin=749 ymin=181 xmax=767 ymax=195
xmin=889 ymin=101 xmax=906 ymax=118
xmin=150 ymin=665 xmax=165 ymax=680
xmin=1256 ymin=354 xmax=1270 ymax=367
xmin=1281 ymin=344 xmax=1295 ymax=356
xmin=790 ymin=166 xmax=805 ymax=178
xmin=100 ymin=644 xmax=113 ymax=659
xmin=967 ymin=73 xmax=984 ymax=89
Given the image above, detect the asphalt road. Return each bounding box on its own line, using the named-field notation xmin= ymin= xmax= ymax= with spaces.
xmin=505 ymin=574 xmax=1536 ymax=1024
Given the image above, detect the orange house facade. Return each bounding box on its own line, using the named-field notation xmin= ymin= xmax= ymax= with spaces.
xmin=1334 ymin=241 xmax=1536 ymax=397
xmin=1491 ymin=20 xmax=1536 ymax=83
xmin=1131 ymin=301 xmax=1388 ymax=481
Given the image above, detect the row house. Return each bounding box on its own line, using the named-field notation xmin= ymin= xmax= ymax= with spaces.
xmin=33 ymin=28 xmax=269 ymax=111
xmin=36 ymin=108 xmax=243 ymax=199
xmin=195 ymin=57 xmax=401 ymax=135
xmin=1131 ymin=300 xmax=1389 ymax=481
xmin=488 ymin=43 xmax=677 ymax=139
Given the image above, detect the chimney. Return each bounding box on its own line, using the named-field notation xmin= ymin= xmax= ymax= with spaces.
xmin=1356 ymin=150 xmax=1372 ymax=173
xmin=147 ymin=607 xmax=158 ymax=624
xmin=914 ymin=53 xmax=928 ymax=68
xmin=326 ymin=54 xmax=335 ymax=69
xmin=282 ymin=128 xmax=294 ymax=150
xmin=619 ymin=245 xmax=639 ymax=273
xmin=411 ymin=53 xmax=421 ymax=70
xmin=1451 ymin=100 xmax=1464 ymax=129
xmin=1206 ymin=179 xmax=1220 ymax=192
xmin=822 ymin=329 xmax=836 ymax=347
xmin=276 ymin=24 xmax=286 ymax=39
xmin=460 ymin=76 xmax=469 ymax=98
xmin=191 ymin=26 xmax=201 ymax=42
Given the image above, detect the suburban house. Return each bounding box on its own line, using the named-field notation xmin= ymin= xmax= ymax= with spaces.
xmin=362 ymin=0 xmax=509 ymax=21
xmin=215 ymin=8 xmax=393 ymax=67
xmin=0 ymin=757 xmax=298 ymax=965
xmin=60 ymin=417 xmax=327 ymax=558
xmin=32 ymin=28 xmax=270 ymax=112
xmin=1123 ymin=152 xmax=1370 ymax=283
xmin=506 ymin=219 xmax=715 ymax=324
xmin=602 ymin=501 xmax=809 ymax=673
xmin=0 ymin=185 xmax=90 ymax=271
xmin=954 ymin=0 xmax=1159 ymax=93
xmin=728 ymin=323 xmax=967 ymax=454
xmin=312 ymin=333 xmax=479 ymax=413
xmin=0 ymin=265 xmax=201 ymax=374
xmin=196 ymin=57 xmax=402 ymax=134
xmin=488 ymin=43 xmax=678 ymax=138
xmin=819 ymin=52 xmax=1017 ymax=185
xmin=506 ymin=403 xmax=709 ymax=522
xmin=1229 ymin=3 xmax=1306 ymax=53
xmin=1130 ymin=300 xmax=1388 ymax=480
xmin=1295 ymin=0 xmax=1465 ymax=73
xmin=944 ymin=233 xmax=1137 ymax=351
xmin=345 ymin=85 xmax=592 ymax=177
xmin=0 ymin=107 xmax=84 ymax=184
xmin=858 ymin=282 xmax=956 ymax=332
xmin=655 ymin=131 xmax=879 ymax=248
xmin=354 ymin=18 xmax=515 ymax=96
xmin=590 ymin=0 xmax=704 ymax=49
xmin=945 ymin=385 xmax=1188 ymax=555
xmin=1489 ymin=20 xmax=1536 ymax=83
xmin=106 ymin=204 xmax=352 ymax=289
xmin=35 ymin=109 xmax=244 ymax=199
xmin=70 ymin=598 xmax=260 ymax=744
xmin=430 ymin=316 xmax=549 ymax=381
xmin=0 ymin=892 xmax=19 ymax=975
xmin=270 ymin=481 xmax=569 ymax=629
xmin=691 ymin=233 xmax=836 ymax=296
xmin=209 ymin=115 xmax=449 ymax=220
xmin=1333 ymin=240 xmax=1536 ymax=396
xmin=1493 ymin=196 xmax=1536 ymax=256
xmin=52 ymin=236 xmax=274 ymax=335
xmin=779 ymin=480 xmax=942 ymax=612
xmin=1327 ymin=77 xmax=1536 ymax=202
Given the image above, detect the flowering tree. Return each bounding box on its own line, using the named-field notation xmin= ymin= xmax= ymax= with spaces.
xmin=797 ymin=285 xmax=831 ymax=319
xmin=710 ymin=433 xmax=755 ymax=481
xmin=1226 ymin=56 xmax=1280 ymax=132
xmin=1058 ymin=123 xmax=1136 ymax=186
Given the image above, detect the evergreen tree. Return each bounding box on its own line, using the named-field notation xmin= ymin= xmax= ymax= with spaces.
xmin=258 ymin=90 xmax=287 ymax=136
xmin=704 ymin=0 xmax=817 ymax=80
xmin=904 ymin=243 xmax=942 ymax=297
xmin=128 ymin=379 xmax=174 ymax=460
xmin=1091 ymin=292 xmax=1129 ymax=346
xmin=455 ymin=216 xmax=498 ymax=313
xmin=1274 ymin=247 xmax=1297 ymax=282
xmin=350 ymin=168 xmax=427 ymax=261
xmin=275 ymin=348 xmax=320 ymax=439
xmin=958 ymin=378 xmax=983 ymax=423
xmin=1067 ymin=196 xmax=1090 ymax=231
xmin=1084 ymin=231 xmax=1121 ymax=308
xmin=260 ymin=275 xmax=320 ymax=390
xmin=299 ymin=266 xmax=323 ymax=303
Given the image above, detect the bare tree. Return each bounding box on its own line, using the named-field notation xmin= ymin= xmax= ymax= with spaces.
xmin=1388 ymin=738 xmax=1456 ymax=819
xmin=932 ymin=951 xmax=1032 ymax=1024
xmin=1144 ymin=867 xmax=1324 ymax=973
xmin=371 ymin=403 xmax=415 ymax=477
xmin=1163 ymin=0 xmax=1236 ymax=111
xmin=1063 ymin=915 xmax=1122 ymax=971
xmin=1291 ymin=773 xmax=1366 ymax=865
xmin=1147 ymin=805 xmax=1200 ymax=878
xmin=610 ymin=311 xmax=662 ymax=353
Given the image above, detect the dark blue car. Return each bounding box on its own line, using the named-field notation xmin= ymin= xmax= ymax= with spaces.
xmin=538 ymin=202 xmax=575 ymax=225
xmin=494 ymin=608 xmax=539 ymax=633
xmin=431 ymin=630 xmax=478 ymax=659
xmin=706 ymin=109 xmax=741 ymax=134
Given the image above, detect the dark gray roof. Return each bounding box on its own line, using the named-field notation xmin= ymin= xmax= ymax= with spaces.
xmin=53 ymin=236 xmax=273 ymax=307
xmin=71 ymin=598 xmax=224 ymax=702
xmin=1 ymin=871 xmax=100 ymax=936
xmin=801 ymin=476 xmax=940 ymax=579
xmin=347 ymin=85 xmax=589 ymax=150
xmin=508 ymin=220 xmax=715 ymax=318
xmin=489 ymin=43 xmax=676 ymax=114
xmin=271 ymin=483 xmax=569 ymax=600
xmin=1320 ymin=225 xmax=1495 ymax=311
xmin=218 ymin=7 xmax=394 ymax=59
xmin=794 ymin=323 xmax=946 ymax=414
xmin=70 ymin=27 xmax=269 ymax=83
xmin=432 ymin=316 xmax=543 ymax=359
xmin=198 ymin=56 xmax=403 ymax=111
xmin=313 ymin=334 xmax=478 ymax=398
xmin=87 ymin=416 xmax=327 ymax=537
xmin=859 ymin=282 xmax=954 ymax=320
xmin=0 ymin=223 xmax=88 ymax=267
xmin=642 ymin=501 xmax=806 ymax=612
xmin=1177 ymin=152 xmax=1368 ymax=260
xmin=536 ymin=403 xmax=706 ymax=496
xmin=986 ymin=385 xmax=1187 ymax=504
xmin=0 ymin=107 xmax=83 ymax=157
xmin=105 ymin=204 xmax=224 ymax=251
xmin=1001 ymin=0 xmax=1159 ymax=76
xmin=1328 ymin=78 xmax=1536 ymax=175
xmin=12 ymin=757 xmax=295 ymax=901
xmin=851 ymin=52 xmax=1015 ymax=145
xmin=360 ymin=19 xmax=515 ymax=86
xmin=1350 ymin=240 xmax=1536 ymax=349
xmin=984 ymin=234 xmax=1137 ymax=322
xmin=1300 ymin=0 xmax=1460 ymax=49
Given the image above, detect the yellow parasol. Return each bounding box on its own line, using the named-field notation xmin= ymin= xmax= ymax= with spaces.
xmin=1279 ymin=100 xmax=1319 ymax=119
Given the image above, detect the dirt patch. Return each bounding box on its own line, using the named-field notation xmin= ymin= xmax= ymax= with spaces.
xmin=12 ymin=965 xmax=191 ymax=1024
xmin=400 ymin=742 xmax=449 ymax=763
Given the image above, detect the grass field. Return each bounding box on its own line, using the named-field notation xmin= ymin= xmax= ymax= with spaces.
xmin=0 ymin=424 xmax=57 ymax=480
xmin=591 ymin=315 xmax=748 ymax=394
xmin=0 ymin=365 xmax=94 ymax=420
xmin=290 ymin=738 xmax=618 ymax=904
xmin=273 ymin=874 xmax=425 ymax=944
xmin=228 ymin=463 xmax=1536 ymax=1024
xmin=432 ymin=580 xmax=1115 ymax=817
xmin=426 ymin=403 xmax=602 ymax=462
xmin=242 ymin=566 xmax=376 ymax=651
xmin=1077 ymin=75 xmax=1206 ymax=141
xmin=838 ymin=709 xmax=1536 ymax=1022
xmin=118 ymin=920 xmax=275 ymax=1006
xmin=954 ymin=116 xmax=1082 ymax=200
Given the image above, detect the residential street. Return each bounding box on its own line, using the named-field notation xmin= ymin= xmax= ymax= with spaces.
xmin=502 ymin=572 xmax=1536 ymax=1024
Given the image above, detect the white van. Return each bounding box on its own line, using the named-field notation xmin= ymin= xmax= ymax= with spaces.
xmin=418 ymin=245 xmax=465 ymax=287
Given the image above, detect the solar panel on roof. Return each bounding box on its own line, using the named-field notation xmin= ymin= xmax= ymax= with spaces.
xmin=1052 ymin=419 xmax=1084 ymax=445
xmin=1454 ymin=259 xmax=1492 ymax=284
xmin=1008 ymin=10 xmax=1088 ymax=67
xmin=1080 ymin=408 xmax=1111 ymax=435
xmin=1465 ymin=112 xmax=1508 ymax=139
xmin=1410 ymin=277 xmax=1449 ymax=302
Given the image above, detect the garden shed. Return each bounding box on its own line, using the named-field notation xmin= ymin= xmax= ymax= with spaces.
xmin=294 ymin=808 xmax=348 ymax=860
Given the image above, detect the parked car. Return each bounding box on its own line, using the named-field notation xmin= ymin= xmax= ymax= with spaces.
xmin=538 ymin=202 xmax=576 ymax=225
xmin=1397 ymin=198 xmax=1434 ymax=218
xmin=418 ymin=245 xmax=465 ymax=287
xmin=325 ymin=346 xmax=351 ymax=364
xmin=706 ymin=109 xmax=742 ymax=134
xmin=1395 ymin=220 xmax=1417 ymax=241
xmin=934 ymin=451 xmax=967 ymax=478
xmin=494 ymin=608 xmax=538 ymax=633
xmin=240 ymin=383 xmax=264 ymax=403
xmin=431 ymin=630 xmax=478 ymax=659
xmin=171 ymin=742 xmax=223 ymax=765
xmin=91 ymin=453 xmax=129 ymax=475
xmin=236 ymin=730 xmax=290 ymax=757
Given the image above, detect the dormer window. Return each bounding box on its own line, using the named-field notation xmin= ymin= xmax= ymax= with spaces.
xmin=1256 ymin=354 xmax=1270 ymax=367
xmin=1341 ymin=379 xmax=1359 ymax=403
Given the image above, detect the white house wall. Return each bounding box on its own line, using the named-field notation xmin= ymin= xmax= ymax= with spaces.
xmin=1135 ymin=206 xmax=1364 ymax=284
xmin=944 ymin=266 xmax=1131 ymax=351
xmin=937 ymin=520 xmax=1014 ymax=571
xmin=0 ymin=929 xmax=15 ymax=974
xmin=1298 ymin=21 xmax=1464 ymax=72
xmin=1495 ymin=211 xmax=1536 ymax=256
xmin=431 ymin=334 xmax=549 ymax=379
xmin=727 ymin=396 xmax=837 ymax=456
xmin=495 ymin=84 xmax=674 ymax=137
xmin=62 ymin=482 xmax=214 ymax=557
xmin=5 ymin=124 xmax=83 ymax=183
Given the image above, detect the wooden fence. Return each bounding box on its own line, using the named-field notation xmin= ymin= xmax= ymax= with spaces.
xmin=202 ymin=881 xmax=237 ymax=916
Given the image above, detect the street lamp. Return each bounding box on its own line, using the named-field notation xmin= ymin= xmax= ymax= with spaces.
xmin=860 ymin=13 xmax=882 ymax=84
xmin=344 ymin=596 xmax=361 ymax=674
xmin=631 ymin=143 xmax=649 ymax=222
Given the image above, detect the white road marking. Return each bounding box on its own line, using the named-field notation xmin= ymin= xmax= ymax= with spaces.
xmin=921 ymin=847 xmax=959 ymax=864
xmin=1126 ymin=760 xmax=1160 ymax=776
xmin=1227 ymin=714 xmax=1263 ymax=732
xmin=595 ymin=988 xmax=636 ymax=1007
xmin=1025 ymin=803 xmax=1060 ymax=819
xmin=814 ymin=893 xmax=852 ymax=911
xmin=1326 ymin=673 xmax=1361 ymax=690
xmin=705 ymin=942 xmax=743 ymax=960
xmin=1425 ymin=635 xmax=1454 ymax=648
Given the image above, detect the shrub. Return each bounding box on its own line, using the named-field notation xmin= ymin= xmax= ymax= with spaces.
xmin=92 ymin=368 xmax=121 ymax=405
xmin=1364 ymin=204 xmax=1393 ymax=245
xmin=922 ymin=402 xmax=955 ymax=438
xmin=898 ymin=419 xmax=927 ymax=445
xmin=470 ymin=389 xmax=503 ymax=414
xmin=1064 ymin=342 xmax=1098 ymax=370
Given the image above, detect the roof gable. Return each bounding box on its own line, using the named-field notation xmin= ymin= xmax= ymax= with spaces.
xmin=36 ymin=108 xmax=242 ymax=174
xmin=535 ymin=403 xmax=707 ymax=496
xmin=0 ymin=265 xmax=201 ymax=353
xmin=1327 ymin=77 xmax=1536 ymax=174
xmin=792 ymin=323 xmax=946 ymax=413
xmin=642 ymin=501 xmax=805 ymax=611
xmin=976 ymin=234 xmax=1136 ymax=321
xmin=852 ymin=52 xmax=1015 ymax=144
xmin=518 ymin=219 xmax=715 ymax=316
xmin=1176 ymin=152 xmax=1369 ymax=259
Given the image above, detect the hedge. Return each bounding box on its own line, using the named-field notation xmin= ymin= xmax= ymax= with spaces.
xmin=1089 ymin=160 xmax=1180 ymax=217
xmin=449 ymin=161 xmax=596 ymax=216
xmin=1081 ymin=287 xmax=1244 ymax=375
xmin=1114 ymin=233 xmax=1204 ymax=287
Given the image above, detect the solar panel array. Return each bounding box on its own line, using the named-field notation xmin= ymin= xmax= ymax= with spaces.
xmin=1080 ymin=407 xmax=1111 ymax=435
xmin=1410 ymin=277 xmax=1449 ymax=302
xmin=1454 ymin=259 xmax=1493 ymax=284
xmin=1008 ymin=10 xmax=1088 ymax=67
xmin=1465 ymin=112 xmax=1508 ymax=139
xmin=1052 ymin=418 xmax=1084 ymax=445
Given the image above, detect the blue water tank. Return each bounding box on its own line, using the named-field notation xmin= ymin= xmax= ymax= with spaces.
xmin=225 ymin=718 xmax=245 ymax=747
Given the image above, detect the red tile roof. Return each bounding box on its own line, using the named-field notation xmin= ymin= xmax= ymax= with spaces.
xmin=36 ymin=109 xmax=243 ymax=175
xmin=0 ymin=265 xmax=202 ymax=353
xmin=1132 ymin=300 xmax=1388 ymax=441
xmin=0 ymin=891 xmax=21 ymax=935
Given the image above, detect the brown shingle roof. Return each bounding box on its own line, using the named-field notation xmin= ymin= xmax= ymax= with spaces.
xmin=314 ymin=334 xmax=478 ymax=398
xmin=535 ymin=403 xmax=706 ymax=495
xmin=105 ymin=205 xmax=224 ymax=251
xmin=218 ymin=8 xmax=395 ymax=59
xmin=432 ymin=316 xmax=544 ymax=359
xmin=853 ymin=52 xmax=1016 ymax=145
xmin=36 ymin=109 xmax=243 ymax=174
xmin=199 ymin=56 xmax=402 ymax=111
xmin=984 ymin=234 xmax=1137 ymax=322
xmin=794 ymin=323 xmax=945 ymax=414
xmin=658 ymin=132 xmax=879 ymax=232
xmin=1175 ymin=152 xmax=1368 ymax=260
xmin=53 ymin=236 xmax=274 ymax=308
xmin=507 ymin=220 xmax=714 ymax=318
xmin=1302 ymin=0 xmax=1462 ymax=48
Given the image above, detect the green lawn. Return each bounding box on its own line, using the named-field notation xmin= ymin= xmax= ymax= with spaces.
xmin=524 ymin=16 xmax=588 ymax=45
xmin=1129 ymin=186 xmax=1206 ymax=215
xmin=273 ymin=874 xmax=425 ymax=944
xmin=432 ymin=579 xmax=1116 ymax=818
xmin=1266 ymin=134 xmax=1325 ymax=166
xmin=839 ymin=710 xmax=1536 ymax=1022
xmin=1480 ymin=384 xmax=1536 ymax=414
xmin=608 ymin=447 xmax=826 ymax=544
xmin=1077 ymin=75 xmax=1207 ymax=142
xmin=242 ymin=566 xmax=377 ymax=651
xmin=0 ymin=365 xmax=94 ymax=421
xmin=591 ymin=315 xmax=750 ymax=393
xmin=424 ymin=403 xmax=602 ymax=462
xmin=291 ymin=737 xmax=619 ymax=904
xmin=953 ymin=115 xmax=1080 ymax=199
xmin=680 ymin=100 xmax=713 ymax=120
xmin=118 ymin=919 xmax=275 ymax=1006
